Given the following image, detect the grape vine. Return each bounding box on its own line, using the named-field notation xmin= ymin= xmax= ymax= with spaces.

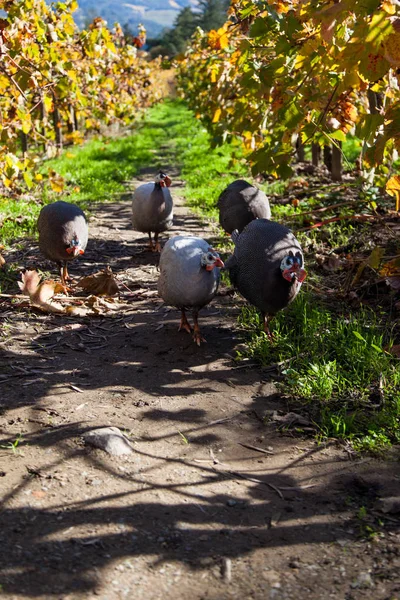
xmin=177 ymin=0 xmax=400 ymax=202
xmin=0 ymin=0 xmax=165 ymax=193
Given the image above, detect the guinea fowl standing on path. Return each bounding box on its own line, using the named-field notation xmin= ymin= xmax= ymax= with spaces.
xmin=226 ymin=219 xmax=307 ymax=338
xmin=37 ymin=201 xmax=88 ymax=286
xmin=217 ymin=179 xmax=271 ymax=234
xmin=158 ymin=236 xmax=224 ymax=345
xmin=131 ymin=171 xmax=173 ymax=252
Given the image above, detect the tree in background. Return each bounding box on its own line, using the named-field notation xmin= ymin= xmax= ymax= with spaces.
xmin=147 ymin=0 xmax=229 ymax=58
xmin=197 ymin=0 xmax=229 ymax=32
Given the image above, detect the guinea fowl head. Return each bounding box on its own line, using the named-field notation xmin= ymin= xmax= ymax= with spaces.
xmin=280 ymin=251 xmax=307 ymax=283
xmin=155 ymin=171 xmax=172 ymax=188
xmin=201 ymin=248 xmax=224 ymax=271
xmin=65 ymin=234 xmax=85 ymax=257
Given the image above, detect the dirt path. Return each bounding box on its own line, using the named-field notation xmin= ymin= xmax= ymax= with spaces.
xmin=0 ymin=171 xmax=399 ymax=600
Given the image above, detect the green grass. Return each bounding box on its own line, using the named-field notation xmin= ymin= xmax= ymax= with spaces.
xmin=238 ymin=294 xmax=400 ymax=452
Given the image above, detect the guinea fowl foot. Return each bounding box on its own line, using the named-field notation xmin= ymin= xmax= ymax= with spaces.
xmin=60 ymin=265 xmax=73 ymax=290
xmin=153 ymin=242 xmax=162 ymax=253
xmin=179 ymin=312 xmax=192 ymax=335
xmin=192 ymin=313 xmax=206 ymax=346
xmin=193 ymin=326 xmax=206 ymax=346
xmin=263 ymin=317 xmax=275 ymax=341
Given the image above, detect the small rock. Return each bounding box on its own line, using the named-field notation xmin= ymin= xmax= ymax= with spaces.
xmin=262 ymin=570 xmax=281 ymax=585
xmin=351 ymin=572 xmax=374 ymax=589
xmin=226 ymin=499 xmax=237 ymax=507
xmin=221 ymin=557 xmax=232 ymax=582
xmin=376 ymin=496 xmax=400 ymax=514
xmin=83 ymin=427 xmax=133 ymax=456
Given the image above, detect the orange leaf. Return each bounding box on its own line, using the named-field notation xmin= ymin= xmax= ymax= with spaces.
xmin=76 ymin=266 xmax=119 ymax=296
xmin=386 ymin=175 xmax=400 ymax=211
xmin=212 ymin=108 xmax=222 ymax=123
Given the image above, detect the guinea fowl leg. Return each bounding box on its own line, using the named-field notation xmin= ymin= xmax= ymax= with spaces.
xmin=192 ymin=309 xmax=206 ymax=346
xmin=147 ymin=232 xmax=154 ymax=252
xmin=60 ymin=262 xmax=72 ymax=291
xmin=59 ymin=262 xmax=70 ymax=285
xmin=153 ymin=232 xmax=161 ymax=253
xmin=263 ymin=314 xmax=275 ymax=341
xmin=179 ymin=309 xmax=192 ymax=334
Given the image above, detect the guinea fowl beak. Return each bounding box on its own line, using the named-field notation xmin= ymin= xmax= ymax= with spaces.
xmin=66 ymin=246 xmax=84 ymax=257
xmin=206 ymin=257 xmax=224 ymax=271
xmin=282 ymin=263 xmax=307 ymax=283
xmin=160 ymin=175 xmax=172 ymax=188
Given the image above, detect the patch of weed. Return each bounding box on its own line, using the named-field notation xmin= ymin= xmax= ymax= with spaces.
xmin=238 ymin=293 xmax=400 ymax=450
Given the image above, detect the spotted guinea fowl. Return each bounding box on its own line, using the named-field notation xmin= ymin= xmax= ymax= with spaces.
xmin=37 ymin=201 xmax=88 ymax=286
xmin=217 ymin=179 xmax=271 ymax=234
xmin=226 ymin=219 xmax=307 ymax=338
xmin=131 ymin=171 xmax=173 ymax=252
xmin=158 ymin=236 xmax=224 ymax=345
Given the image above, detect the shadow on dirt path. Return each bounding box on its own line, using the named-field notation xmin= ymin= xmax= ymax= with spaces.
xmin=0 ymin=173 xmax=399 ymax=600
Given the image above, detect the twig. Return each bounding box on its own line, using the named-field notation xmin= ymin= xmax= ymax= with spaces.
xmin=216 ymin=467 xmax=284 ymax=500
xmin=238 ymin=443 xmax=274 ymax=455
xmin=295 ymin=214 xmax=381 ymax=232
xmin=282 ymin=199 xmax=362 ymax=220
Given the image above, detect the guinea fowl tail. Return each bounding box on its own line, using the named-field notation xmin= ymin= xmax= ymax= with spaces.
xmin=231 ymin=229 xmax=240 ymax=245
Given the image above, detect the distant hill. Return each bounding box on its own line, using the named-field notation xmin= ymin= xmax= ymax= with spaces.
xmin=75 ymin=0 xmax=199 ymax=38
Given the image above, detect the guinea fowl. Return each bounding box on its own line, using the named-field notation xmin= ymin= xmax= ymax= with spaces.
xmin=158 ymin=236 xmax=224 ymax=345
xmin=226 ymin=219 xmax=307 ymax=338
xmin=131 ymin=171 xmax=173 ymax=252
xmin=217 ymin=179 xmax=271 ymax=234
xmin=37 ymin=201 xmax=88 ymax=286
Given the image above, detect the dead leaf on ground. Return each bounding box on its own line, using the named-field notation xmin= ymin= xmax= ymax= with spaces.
xmin=18 ymin=270 xmax=65 ymax=313
xmin=351 ymin=247 xmax=385 ymax=287
xmin=76 ymin=266 xmax=119 ymax=296
xmin=385 ymin=344 xmax=400 ymax=358
xmin=0 ymin=245 xmax=5 ymax=268
xmin=385 ymin=275 xmax=400 ymax=290
xmin=315 ymin=254 xmax=342 ymax=272
xmin=271 ymin=412 xmax=312 ymax=428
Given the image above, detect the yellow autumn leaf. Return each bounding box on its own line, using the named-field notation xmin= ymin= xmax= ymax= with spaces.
xmin=382 ymin=0 xmax=396 ymax=14
xmin=212 ymin=108 xmax=222 ymax=123
xmin=210 ymin=65 xmax=219 ymax=83
xmin=386 ymin=175 xmax=400 ymax=211
xmin=43 ymin=95 xmax=53 ymax=112
xmin=217 ymin=27 xmax=229 ymax=50
xmin=383 ymin=31 xmax=400 ymax=66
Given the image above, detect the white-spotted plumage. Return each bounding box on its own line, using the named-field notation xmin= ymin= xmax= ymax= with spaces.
xmin=158 ymin=236 xmax=223 ymax=345
xmin=131 ymin=171 xmax=173 ymax=251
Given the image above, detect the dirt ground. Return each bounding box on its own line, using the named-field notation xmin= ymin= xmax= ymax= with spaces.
xmin=0 ymin=171 xmax=399 ymax=600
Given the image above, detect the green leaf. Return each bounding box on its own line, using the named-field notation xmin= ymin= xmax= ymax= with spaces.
xmin=328 ymin=130 xmax=347 ymax=142
xmin=250 ymin=17 xmax=270 ymax=38
xmin=353 ymin=331 xmax=367 ymax=343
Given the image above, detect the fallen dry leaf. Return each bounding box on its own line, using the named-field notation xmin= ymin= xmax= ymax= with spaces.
xmin=31 ymin=490 xmax=46 ymax=499
xmin=77 ymin=266 xmax=119 ymax=296
xmin=385 ymin=344 xmax=400 ymax=358
xmin=18 ymin=270 xmax=65 ymax=313
xmin=0 ymin=246 xmax=5 ymax=268
xmin=386 ymin=275 xmax=400 ymax=290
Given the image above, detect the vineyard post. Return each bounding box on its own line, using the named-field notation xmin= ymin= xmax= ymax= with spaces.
xmin=331 ymin=142 xmax=343 ymax=182
xmin=312 ymin=143 xmax=321 ymax=167
xmin=67 ymin=105 xmax=75 ymax=134
xmin=52 ymin=94 xmax=63 ymax=151
xmin=20 ymin=131 xmax=28 ymax=155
